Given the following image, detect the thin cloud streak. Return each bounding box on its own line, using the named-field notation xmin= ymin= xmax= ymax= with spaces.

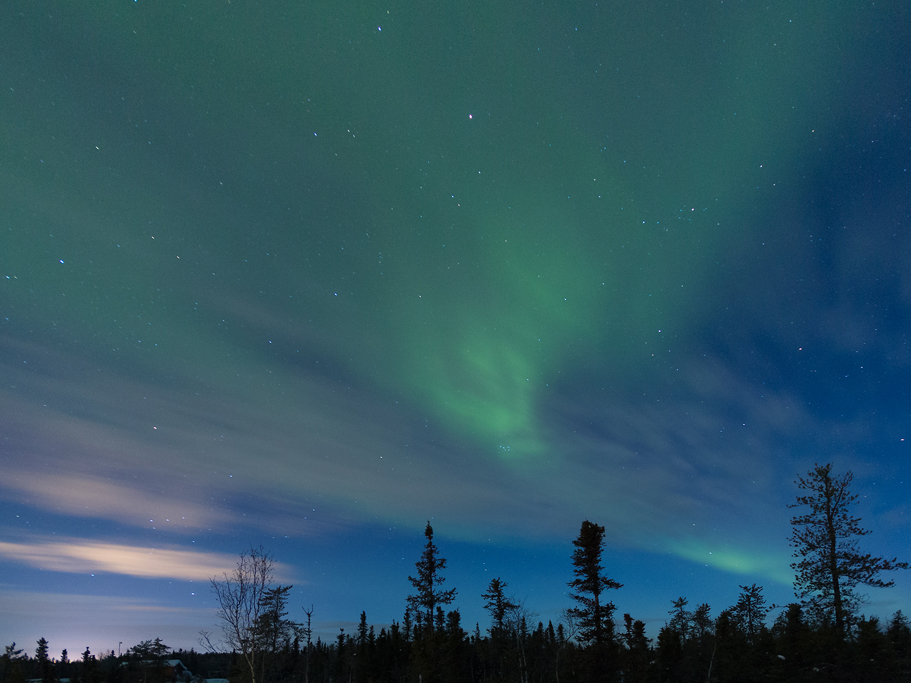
xmin=0 ymin=327 xmax=881 ymax=594
xmin=1 ymin=339 xmax=811 ymax=569
xmin=0 ymin=538 xmax=258 ymax=581
xmin=0 ymin=588 xmax=206 ymax=618
xmin=1 ymin=470 xmax=228 ymax=532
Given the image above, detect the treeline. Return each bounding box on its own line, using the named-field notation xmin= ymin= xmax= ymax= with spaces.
xmin=4 ymin=464 xmax=910 ymax=682
xmin=255 ymin=598 xmax=911 ymax=683
xmin=4 ymin=594 xmax=911 ymax=683
xmin=0 ymin=640 xmax=229 ymax=683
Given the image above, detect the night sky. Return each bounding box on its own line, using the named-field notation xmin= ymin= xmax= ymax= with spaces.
xmin=2 ymin=0 xmax=911 ymax=656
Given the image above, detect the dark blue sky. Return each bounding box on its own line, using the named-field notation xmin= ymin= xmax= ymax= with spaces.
xmin=1 ymin=0 xmax=910 ymax=655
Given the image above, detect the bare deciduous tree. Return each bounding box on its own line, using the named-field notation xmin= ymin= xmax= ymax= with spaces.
xmin=203 ymin=545 xmax=274 ymax=683
xmin=507 ymin=597 xmax=537 ymax=683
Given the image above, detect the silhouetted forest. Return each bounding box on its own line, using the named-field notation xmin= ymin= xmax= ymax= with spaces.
xmin=3 ymin=464 xmax=909 ymax=682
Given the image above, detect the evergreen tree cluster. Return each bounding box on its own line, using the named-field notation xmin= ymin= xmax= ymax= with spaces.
xmin=4 ymin=464 xmax=909 ymax=682
xmin=5 ymin=596 xmax=911 ymax=683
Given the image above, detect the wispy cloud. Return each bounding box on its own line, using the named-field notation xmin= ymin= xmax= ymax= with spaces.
xmin=0 ymin=587 xmax=205 ymax=618
xmin=0 ymin=333 xmax=825 ymax=590
xmin=0 ymin=538 xmax=264 ymax=581
xmin=1 ymin=470 xmax=228 ymax=531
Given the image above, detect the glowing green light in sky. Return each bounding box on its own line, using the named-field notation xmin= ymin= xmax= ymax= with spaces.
xmin=667 ymin=537 xmax=793 ymax=585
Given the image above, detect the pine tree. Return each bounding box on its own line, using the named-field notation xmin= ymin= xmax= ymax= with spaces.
xmin=668 ymin=597 xmax=691 ymax=645
xmin=691 ymin=603 xmax=713 ymax=642
xmin=252 ymin=582 xmax=301 ymax=683
xmin=334 ymin=630 xmax=349 ymax=683
xmin=354 ymin=611 xmax=370 ymax=683
xmin=2 ymin=644 xmax=26 ymax=683
xmin=567 ymin=520 xmax=622 ymax=646
xmin=127 ymin=639 xmax=170 ymax=683
xmin=407 ymin=522 xmax=457 ymax=638
xmin=789 ymin=463 xmax=909 ymax=637
xmin=129 ymin=638 xmax=170 ymax=661
xmin=620 ymin=614 xmax=650 ymax=683
xmin=482 ymin=578 xmax=519 ymax=680
xmin=567 ymin=520 xmax=622 ymax=682
xmin=36 ymin=639 xmax=54 ymax=683
xmin=712 ymin=609 xmax=750 ymax=683
xmin=482 ymin=578 xmax=518 ymax=640
xmin=255 ymin=585 xmax=299 ymax=654
xmin=441 ymin=610 xmax=467 ymax=683
xmin=406 ymin=522 xmax=457 ymax=682
xmin=300 ymin=606 xmax=313 ymax=683
xmin=57 ymin=649 xmax=69 ymax=682
xmin=887 ymin=610 xmax=911 ymax=675
xmin=80 ymin=648 xmax=96 ymax=683
xmin=733 ymin=584 xmax=767 ymax=642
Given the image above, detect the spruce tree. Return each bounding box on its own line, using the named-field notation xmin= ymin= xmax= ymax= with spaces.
xmin=733 ymin=584 xmax=767 ymax=642
xmin=567 ymin=520 xmax=622 ymax=646
xmin=407 ymin=522 xmax=456 ymax=681
xmin=567 ymin=520 xmax=622 ymax=682
xmin=2 ymin=644 xmax=26 ymax=683
xmin=620 ymin=614 xmax=650 ymax=683
xmin=789 ymin=463 xmax=908 ymax=637
xmin=57 ymin=649 xmax=68 ymax=682
xmin=407 ymin=522 xmax=457 ymax=638
xmin=668 ymin=597 xmax=690 ymax=645
xmin=482 ymin=578 xmax=518 ymax=640
xmin=80 ymin=648 xmax=95 ymax=683
xmin=36 ymin=639 xmax=54 ymax=683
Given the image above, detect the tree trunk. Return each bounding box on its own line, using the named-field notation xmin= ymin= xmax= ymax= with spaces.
xmin=825 ymin=491 xmax=844 ymax=637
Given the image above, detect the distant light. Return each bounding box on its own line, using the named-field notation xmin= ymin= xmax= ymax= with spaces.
xmin=469 ymin=114 xmax=473 ymax=119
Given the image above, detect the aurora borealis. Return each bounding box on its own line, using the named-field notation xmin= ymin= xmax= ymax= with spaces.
xmin=2 ymin=0 xmax=910 ymax=653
